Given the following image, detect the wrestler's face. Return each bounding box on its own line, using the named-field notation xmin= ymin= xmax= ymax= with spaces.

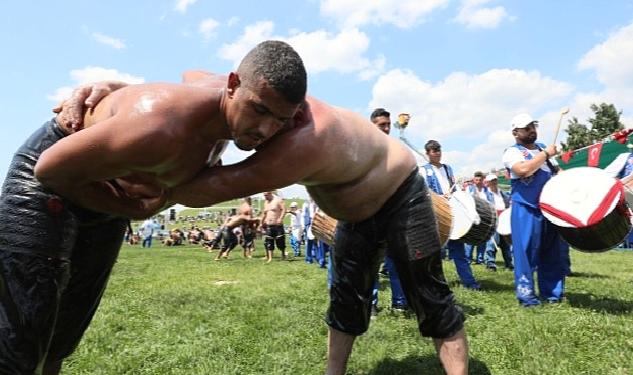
xmin=226 ymin=74 xmax=301 ymax=151
xmin=513 ymin=122 xmax=538 ymax=145
xmin=263 ymin=191 xmax=273 ymax=201
xmin=371 ymin=115 xmax=391 ymax=135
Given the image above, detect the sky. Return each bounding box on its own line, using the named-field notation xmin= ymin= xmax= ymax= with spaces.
xmin=2 ymin=0 xmax=633 ymax=199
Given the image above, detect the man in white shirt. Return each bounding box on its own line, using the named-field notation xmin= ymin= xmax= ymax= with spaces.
xmin=287 ymin=201 xmax=303 ymax=257
xmin=501 ymin=113 xmax=569 ymax=307
xmin=422 ymin=140 xmax=481 ymax=290
xmin=465 ymin=171 xmax=490 ymax=265
xmin=140 ymin=218 xmax=155 ymax=248
xmin=483 ymin=174 xmax=513 ymax=270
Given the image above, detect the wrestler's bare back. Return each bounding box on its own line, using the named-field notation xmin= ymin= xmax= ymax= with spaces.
xmin=87 ymin=83 xmax=227 ymax=186
xmin=36 ymin=82 xmax=228 ymax=217
xmin=171 ymin=96 xmax=417 ymax=222
xmin=299 ymin=98 xmax=417 ymax=221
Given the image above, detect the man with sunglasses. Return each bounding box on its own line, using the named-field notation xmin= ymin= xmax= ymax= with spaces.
xmin=502 ymin=113 xmax=569 ymax=307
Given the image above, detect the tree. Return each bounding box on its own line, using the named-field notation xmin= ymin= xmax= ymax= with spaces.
xmin=561 ymin=117 xmax=591 ymax=151
xmin=561 ymin=103 xmax=624 ymax=151
xmin=588 ymin=103 xmax=624 ymax=141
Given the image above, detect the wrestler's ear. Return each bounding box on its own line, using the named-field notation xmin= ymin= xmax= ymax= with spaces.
xmin=227 ymin=72 xmax=241 ymax=97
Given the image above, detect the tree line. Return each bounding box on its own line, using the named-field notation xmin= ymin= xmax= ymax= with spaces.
xmin=561 ymin=103 xmax=626 ymax=151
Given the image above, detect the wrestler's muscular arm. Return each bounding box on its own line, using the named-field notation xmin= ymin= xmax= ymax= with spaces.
xmin=169 ymin=112 xmax=323 ymax=207
xmin=55 ymin=71 xmax=224 ymax=131
xmin=35 ymin=109 xmax=172 ymax=219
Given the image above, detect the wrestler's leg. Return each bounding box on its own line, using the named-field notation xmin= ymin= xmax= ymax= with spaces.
xmin=275 ymin=226 xmax=287 ymax=259
xmin=264 ymin=227 xmax=274 ymax=263
xmin=0 ymin=154 xmax=77 ymax=374
xmin=385 ymin=187 xmax=467 ymax=375
xmin=45 ymin=219 xmax=126 ymax=371
xmin=325 ymin=221 xmax=382 ymax=374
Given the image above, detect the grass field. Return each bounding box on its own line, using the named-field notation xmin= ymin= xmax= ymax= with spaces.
xmin=64 ymin=243 xmax=633 ymax=374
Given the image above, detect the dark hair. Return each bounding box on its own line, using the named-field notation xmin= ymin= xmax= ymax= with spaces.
xmin=425 ymin=140 xmax=442 ymax=152
xmin=237 ymin=40 xmax=307 ymax=104
xmin=474 ymin=171 xmax=485 ymax=178
xmin=370 ymin=108 xmax=390 ymax=121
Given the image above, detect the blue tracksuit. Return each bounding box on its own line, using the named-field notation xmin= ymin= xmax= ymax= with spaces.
xmin=616 ymin=153 xmax=633 ymax=246
xmin=423 ymin=163 xmax=480 ymax=289
xmin=484 ymin=189 xmax=514 ymax=269
xmin=507 ymin=143 xmax=569 ymax=306
xmin=465 ymin=184 xmax=490 ymax=264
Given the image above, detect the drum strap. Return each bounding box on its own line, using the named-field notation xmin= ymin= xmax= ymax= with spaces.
xmin=535 ymin=145 xmax=559 ymax=175
xmin=539 ymin=180 xmax=628 ymax=227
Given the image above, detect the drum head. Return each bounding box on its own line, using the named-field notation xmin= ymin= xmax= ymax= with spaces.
xmin=540 ymin=167 xmax=622 ymax=228
xmin=449 ymin=191 xmax=479 ymax=240
xmin=497 ymin=207 xmax=512 ymax=236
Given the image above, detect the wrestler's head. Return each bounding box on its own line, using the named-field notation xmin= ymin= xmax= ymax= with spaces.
xmin=263 ymin=191 xmax=274 ymax=202
xmin=225 ymin=40 xmax=307 ymax=151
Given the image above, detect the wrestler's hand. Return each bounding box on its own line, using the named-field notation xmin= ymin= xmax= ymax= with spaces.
xmin=131 ymin=193 xmax=169 ymax=220
xmin=53 ymin=80 xmax=128 ymax=132
xmin=113 ymin=179 xmax=165 ymax=199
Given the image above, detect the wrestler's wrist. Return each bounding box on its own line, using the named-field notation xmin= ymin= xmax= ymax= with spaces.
xmin=542 ymin=149 xmax=550 ymax=158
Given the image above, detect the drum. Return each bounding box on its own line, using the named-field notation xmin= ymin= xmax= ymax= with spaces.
xmin=539 ymin=167 xmax=631 ymax=252
xmin=312 ymin=211 xmax=338 ymax=246
xmin=449 ymin=191 xmax=498 ymax=245
xmin=311 ymin=194 xmax=453 ymax=248
xmin=430 ymin=192 xmax=453 ymax=247
xmin=496 ymin=207 xmax=512 ymax=245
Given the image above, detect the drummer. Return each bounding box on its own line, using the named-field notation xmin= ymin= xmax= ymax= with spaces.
xmin=422 ymin=140 xmax=482 ymax=290
xmin=501 ymin=113 xmax=569 ymax=307
xmin=604 ymin=144 xmax=633 ymax=248
xmin=483 ymin=174 xmax=513 ymax=270
xmin=368 ymin=108 xmax=408 ymax=313
xmin=465 ymin=171 xmax=490 ymax=266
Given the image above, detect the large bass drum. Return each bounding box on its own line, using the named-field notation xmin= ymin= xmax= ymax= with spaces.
xmin=539 ymin=167 xmax=631 ymax=252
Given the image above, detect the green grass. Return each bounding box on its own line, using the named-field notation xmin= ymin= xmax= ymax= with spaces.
xmin=64 ymin=244 xmax=633 ymax=374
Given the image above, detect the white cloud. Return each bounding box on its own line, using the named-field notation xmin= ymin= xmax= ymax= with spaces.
xmin=578 ymin=21 xmax=633 ymax=90
xmin=199 ymin=18 xmax=220 ymax=40
xmin=47 ymin=66 xmax=145 ymax=102
xmin=371 ymin=68 xmax=574 ymax=176
xmin=218 ymin=21 xmax=384 ymax=79
xmin=453 ymin=0 xmax=509 ymax=29
xmin=320 ymin=0 xmax=448 ymax=29
xmin=91 ymin=32 xmax=126 ymax=49
xmin=218 ymin=21 xmax=275 ymax=63
xmin=227 ymin=17 xmax=239 ymax=27
xmin=174 ymin=0 xmax=197 ymax=13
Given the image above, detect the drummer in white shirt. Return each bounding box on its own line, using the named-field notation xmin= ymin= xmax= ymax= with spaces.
xmin=465 ymin=171 xmax=490 ymax=266
xmin=483 ymin=174 xmax=513 ymax=270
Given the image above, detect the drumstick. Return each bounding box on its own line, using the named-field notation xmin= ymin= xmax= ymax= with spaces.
xmin=552 ymin=107 xmax=570 ymax=145
xmin=400 ymin=135 xmax=430 ymax=163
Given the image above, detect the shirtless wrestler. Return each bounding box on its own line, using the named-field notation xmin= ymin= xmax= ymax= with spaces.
xmin=238 ymin=197 xmax=258 ymax=258
xmin=58 ymin=52 xmax=469 ymax=375
xmin=0 ymin=40 xmax=306 ymax=374
xmin=261 ymin=191 xmax=287 ymax=262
